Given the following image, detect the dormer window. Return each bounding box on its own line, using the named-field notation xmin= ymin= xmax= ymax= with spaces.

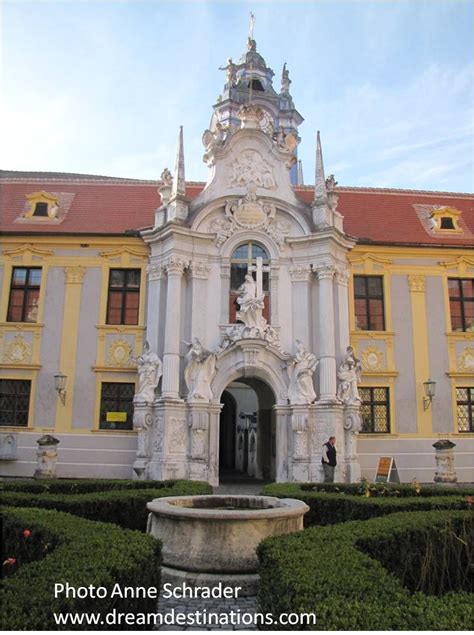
xmin=33 ymin=202 xmax=49 ymax=217
xmin=430 ymin=207 xmax=463 ymax=234
xmin=24 ymin=191 xmax=59 ymax=221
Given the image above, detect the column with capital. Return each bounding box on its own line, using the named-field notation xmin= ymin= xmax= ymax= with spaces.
xmin=161 ymin=257 xmax=188 ymax=399
xmin=314 ymin=263 xmax=337 ymax=401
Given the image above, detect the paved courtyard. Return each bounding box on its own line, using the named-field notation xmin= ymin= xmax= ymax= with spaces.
xmin=156 ymin=592 xmax=258 ymax=631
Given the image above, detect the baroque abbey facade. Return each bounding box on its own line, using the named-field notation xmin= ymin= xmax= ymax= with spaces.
xmin=1 ymin=37 xmax=473 ymax=484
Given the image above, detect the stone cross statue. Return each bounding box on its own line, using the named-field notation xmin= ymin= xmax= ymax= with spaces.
xmin=132 ymin=341 xmax=162 ymax=403
xmin=248 ymin=256 xmax=270 ymax=299
xmin=236 ymin=272 xmax=267 ymax=332
xmin=337 ymin=346 xmax=362 ymax=404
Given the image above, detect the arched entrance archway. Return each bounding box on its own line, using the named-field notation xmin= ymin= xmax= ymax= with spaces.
xmin=219 ymin=377 xmax=276 ymax=482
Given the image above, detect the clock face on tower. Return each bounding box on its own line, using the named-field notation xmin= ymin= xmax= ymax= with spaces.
xmin=258 ymin=108 xmax=274 ymax=135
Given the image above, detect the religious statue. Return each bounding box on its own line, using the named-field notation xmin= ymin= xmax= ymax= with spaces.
xmin=287 ymin=340 xmax=318 ymax=405
xmin=219 ymin=58 xmax=237 ymax=86
xmin=132 ymin=341 xmax=162 ymax=403
xmin=325 ymin=174 xmax=338 ymax=192
xmin=337 ymin=346 xmax=362 ymax=404
xmin=160 ymin=168 xmax=172 ymax=186
xmin=184 ymin=338 xmax=216 ymax=402
xmin=281 ymin=63 xmax=291 ymax=93
xmin=236 ymin=273 xmax=267 ymax=332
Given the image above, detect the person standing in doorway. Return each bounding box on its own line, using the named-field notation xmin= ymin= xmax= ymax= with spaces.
xmin=322 ymin=436 xmax=337 ymax=482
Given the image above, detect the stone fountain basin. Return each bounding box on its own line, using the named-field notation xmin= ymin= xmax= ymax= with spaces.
xmin=146 ymin=495 xmax=308 ymax=575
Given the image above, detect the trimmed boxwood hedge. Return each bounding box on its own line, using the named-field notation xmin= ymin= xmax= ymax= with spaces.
xmin=1 ymin=506 xmax=161 ymax=630
xmin=262 ymin=483 xmax=472 ymax=526
xmin=257 ymin=510 xmax=474 ymax=630
xmin=1 ymin=477 xmax=204 ymax=495
xmin=1 ymin=480 xmax=212 ymax=531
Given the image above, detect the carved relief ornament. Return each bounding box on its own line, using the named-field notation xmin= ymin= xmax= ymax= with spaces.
xmin=289 ymin=265 xmax=311 ymax=282
xmin=107 ymin=338 xmax=133 ymax=367
xmin=163 ymin=256 xmax=188 ymax=275
xmin=189 ymin=261 xmax=211 ymax=279
xmin=228 ymin=149 xmax=276 ymax=190
xmin=458 ymin=347 xmax=474 ymax=372
xmin=361 ymin=346 xmax=385 ymax=371
xmin=209 ymin=184 xmax=289 ymax=248
xmin=64 ymin=266 xmax=85 ymax=284
xmin=146 ymin=264 xmax=163 ymax=281
xmin=313 ymin=263 xmax=337 ymax=280
xmin=3 ymin=336 xmax=32 ymax=364
xmin=408 ymin=274 xmax=426 ymax=292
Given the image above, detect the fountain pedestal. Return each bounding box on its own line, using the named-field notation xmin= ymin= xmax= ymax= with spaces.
xmin=147 ymin=495 xmax=309 ymax=596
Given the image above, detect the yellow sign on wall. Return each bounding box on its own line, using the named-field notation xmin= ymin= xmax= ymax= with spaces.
xmin=106 ymin=411 xmax=127 ymax=423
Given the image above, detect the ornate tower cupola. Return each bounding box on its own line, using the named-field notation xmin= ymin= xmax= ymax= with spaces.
xmin=211 ymin=26 xmax=304 ymax=184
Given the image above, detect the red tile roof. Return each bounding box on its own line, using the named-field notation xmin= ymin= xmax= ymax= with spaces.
xmin=1 ymin=171 xmax=472 ymax=247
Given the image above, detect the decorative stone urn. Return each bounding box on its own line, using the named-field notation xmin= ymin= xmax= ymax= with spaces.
xmin=147 ymin=495 xmax=309 ymax=595
xmin=34 ymin=434 xmax=60 ymax=479
xmin=433 ymin=439 xmax=458 ymax=484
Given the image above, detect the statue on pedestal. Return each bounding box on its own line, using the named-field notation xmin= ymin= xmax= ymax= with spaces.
xmin=337 ymin=346 xmax=362 ymax=404
xmin=132 ymin=341 xmax=162 ymax=403
xmin=287 ymin=340 xmax=318 ymax=405
xmin=184 ymin=338 xmax=216 ymax=402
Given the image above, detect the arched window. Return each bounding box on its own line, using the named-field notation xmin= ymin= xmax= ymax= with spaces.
xmin=229 ymin=241 xmax=270 ymax=323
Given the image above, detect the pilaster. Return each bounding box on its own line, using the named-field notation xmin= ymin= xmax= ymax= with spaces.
xmin=145 ymin=262 xmax=164 ymax=356
xmin=189 ymin=261 xmax=211 ymax=342
xmin=289 ymin=264 xmax=312 ymax=347
xmin=407 ymin=274 xmax=432 ymax=436
xmin=55 ymin=266 xmax=85 ymax=432
xmin=162 ymin=256 xmax=188 ymax=399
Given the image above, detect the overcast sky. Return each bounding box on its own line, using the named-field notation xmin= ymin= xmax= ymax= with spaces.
xmin=1 ymin=0 xmax=473 ymax=191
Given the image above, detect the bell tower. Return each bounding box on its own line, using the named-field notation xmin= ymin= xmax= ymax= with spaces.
xmin=211 ymin=34 xmax=304 ymax=184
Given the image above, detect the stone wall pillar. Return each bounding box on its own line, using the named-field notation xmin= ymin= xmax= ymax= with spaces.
xmin=220 ymin=260 xmax=231 ymax=326
xmin=289 ymin=405 xmax=311 ymax=482
xmin=336 ymin=267 xmax=350 ymax=353
xmin=162 ymin=257 xmax=188 ymax=399
xmin=189 ymin=261 xmax=211 ymax=341
xmin=314 ymin=263 xmax=337 ymax=401
xmin=145 ymin=263 xmax=163 ymax=356
xmin=208 ymin=403 xmax=223 ymax=487
xmin=274 ymin=405 xmax=291 ymax=482
xmin=343 ymin=404 xmax=362 ymax=483
xmin=188 ymin=404 xmax=211 ymax=482
xmin=289 ymin=265 xmax=312 ymax=348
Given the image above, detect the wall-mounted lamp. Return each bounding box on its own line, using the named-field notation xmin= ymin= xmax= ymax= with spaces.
xmin=54 ymin=372 xmax=67 ymax=405
xmin=423 ymin=378 xmax=436 ymax=410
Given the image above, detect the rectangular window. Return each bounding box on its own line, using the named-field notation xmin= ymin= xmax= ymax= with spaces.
xmin=106 ymin=269 xmax=141 ymax=325
xmin=7 ymin=267 xmax=42 ymax=323
xmin=99 ymin=382 xmax=134 ymax=430
xmin=353 ymin=275 xmax=385 ymax=331
xmin=456 ymin=387 xmax=474 ymax=432
xmin=448 ymin=278 xmax=474 ymax=332
xmin=0 ymin=379 xmax=31 ymax=427
xmin=360 ymin=387 xmax=390 ymax=433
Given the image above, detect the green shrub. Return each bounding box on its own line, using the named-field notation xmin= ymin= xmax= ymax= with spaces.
xmin=1 ymin=477 xmax=189 ymax=495
xmin=1 ymin=480 xmax=211 ymax=531
xmin=262 ymin=483 xmax=471 ymax=526
xmin=1 ymin=506 xmax=161 ymax=630
xmin=297 ymin=481 xmax=474 ymax=498
xmin=257 ymin=510 xmax=474 ymax=630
